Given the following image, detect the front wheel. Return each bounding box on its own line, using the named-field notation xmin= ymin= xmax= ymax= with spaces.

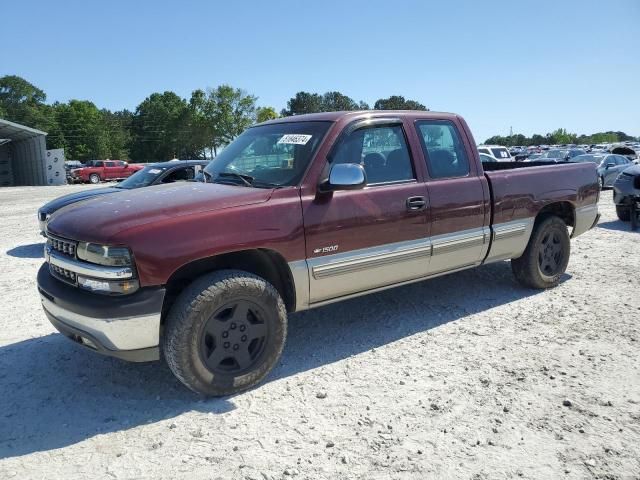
xmin=89 ymin=173 xmax=101 ymax=184
xmin=511 ymin=216 xmax=570 ymax=289
xmin=162 ymin=270 xmax=287 ymax=396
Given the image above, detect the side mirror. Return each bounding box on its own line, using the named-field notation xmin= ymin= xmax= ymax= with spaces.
xmin=319 ymin=163 xmax=366 ymax=193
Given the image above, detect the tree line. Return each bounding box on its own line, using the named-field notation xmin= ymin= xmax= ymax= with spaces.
xmin=0 ymin=75 xmax=427 ymax=162
xmin=484 ymin=128 xmax=637 ymax=147
xmin=1 ymin=75 xmax=635 ymax=161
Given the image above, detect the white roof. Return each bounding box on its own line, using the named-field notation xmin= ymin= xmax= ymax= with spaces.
xmin=0 ymin=118 xmax=47 ymax=142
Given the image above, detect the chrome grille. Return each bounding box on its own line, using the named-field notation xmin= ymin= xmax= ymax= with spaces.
xmin=47 ymin=234 xmax=77 ymax=257
xmin=50 ymin=263 xmax=77 ymax=285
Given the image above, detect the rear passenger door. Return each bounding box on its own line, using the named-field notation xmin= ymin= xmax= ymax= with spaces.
xmin=413 ymin=120 xmax=489 ymax=275
xmin=103 ymin=161 xmax=117 ymax=179
xmin=302 ymin=120 xmax=430 ymax=303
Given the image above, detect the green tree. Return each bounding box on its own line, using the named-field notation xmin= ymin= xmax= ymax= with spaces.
xmin=208 ymin=85 xmax=257 ymax=152
xmin=0 ymin=75 xmax=54 ymax=131
xmin=49 ymin=100 xmax=112 ymax=160
xmin=256 ymin=106 xmax=278 ymax=123
xmin=281 ymin=91 xmax=324 ymax=116
xmin=130 ymin=91 xmax=198 ymax=161
xmin=373 ymin=95 xmax=427 ymax=111
xmin=321 ymin=91 xmax=359 ymax=111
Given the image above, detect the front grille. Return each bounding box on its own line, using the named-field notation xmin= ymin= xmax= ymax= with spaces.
xmin=48 ymin=234 xmax=77 ymax=257
xmin=50 ymin=263 xmax=77 ymax=285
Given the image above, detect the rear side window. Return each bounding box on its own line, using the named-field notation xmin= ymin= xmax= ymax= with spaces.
xmin=94 ymin=161 xmax=104 ymax=167
xmin=330 ymin=124 xmax=415 ymax=184
xmin=105 ymin=161 xmax=115 ymax=167
xmin=416 ymin=121 xmax=470 ymax=179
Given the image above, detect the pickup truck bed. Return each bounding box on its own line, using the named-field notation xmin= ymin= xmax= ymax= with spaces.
xmin=39 ymin=110 xmax=599 ymax=396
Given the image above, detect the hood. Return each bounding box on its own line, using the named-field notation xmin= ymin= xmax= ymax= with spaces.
xmin=46 ymin=182 xmax=273 ymax=243
xmin=621 ymin=164 xmax=640 ymax=176
xmin=40 ymin=187 xmax=121 ymax=214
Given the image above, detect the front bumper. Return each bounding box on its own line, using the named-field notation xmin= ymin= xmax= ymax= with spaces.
xmin=37 ymin=264 xmax=165 ymax=362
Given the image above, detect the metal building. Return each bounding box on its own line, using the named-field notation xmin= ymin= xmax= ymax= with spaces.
xmin=0 ymin=118 xmax=65 ymax=186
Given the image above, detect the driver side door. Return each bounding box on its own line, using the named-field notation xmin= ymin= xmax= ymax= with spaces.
xmin=301 ymin=120 xmax=430 ymax=304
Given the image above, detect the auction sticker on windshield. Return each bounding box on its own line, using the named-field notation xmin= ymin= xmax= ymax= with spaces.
xmin=277 ymin=134 xmax=312 ymax=145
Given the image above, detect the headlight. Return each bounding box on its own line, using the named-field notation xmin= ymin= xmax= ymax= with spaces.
xmin=77 ymin=275 xmax=140 ymax=295
xmin=76 ymin=242 xmax=133 ymax=267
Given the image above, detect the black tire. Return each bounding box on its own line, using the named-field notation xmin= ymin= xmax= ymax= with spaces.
xmin=616 ymin=205 xmax=631 ymax=222
xmin=162 ymin=270 xmax=287 ymax=396
xmin=89 ymin=173 xmax=101 ymax=184
xmin=511 ymin=216 xmax=570 ymax=289
xmin=598 ymin=176 xmax=604 ymax=190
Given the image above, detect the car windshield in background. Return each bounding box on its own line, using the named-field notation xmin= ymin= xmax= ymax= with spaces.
xmin=117 ymin=166 xmax=169 ymax=189
xmin=490 ymin=148 xmax=510 ymax=159
xmin=203 ymin=121 xmax=332 ymax=187
xmin=544 ymin=149 xmax=568 ymax=159
xmin=571 ymin=154 xmax=603 ymax=164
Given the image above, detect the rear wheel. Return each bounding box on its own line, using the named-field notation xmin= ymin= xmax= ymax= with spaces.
xmin=616 ymin=205 xmax=631 ymax=222
xmin=511 ymin=216 xmax=570 ymax=289
xmin=89 ymin=173 xmax=101 ymax=184
xmin=162 ymin=270 xmax=287 ymax=396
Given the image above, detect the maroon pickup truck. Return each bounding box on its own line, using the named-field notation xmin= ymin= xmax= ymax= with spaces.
xmin=38 ymin=111 xmax=599 ymax=396
xmin=69 ymin=160 xmax=144 ymax=184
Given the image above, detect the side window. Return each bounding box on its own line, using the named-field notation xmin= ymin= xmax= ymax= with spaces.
xmin=162 ymin=167 xmax=194 ymax=183
xmin=416 ymin=121 xmax=470 ymax=179
xmin=330 ymin=124 xmax=414 ymax=184
xmin=94 ymin=161 xmax=104 ymax=167
xmin=105 ymin=161 xmax=115 ymax=168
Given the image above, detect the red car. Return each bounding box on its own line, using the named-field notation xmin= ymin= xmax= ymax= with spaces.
xmin=69 ymin=160 xmax=144 ymax=184
xmin=39 ymin=111 xmax=600 ymax=396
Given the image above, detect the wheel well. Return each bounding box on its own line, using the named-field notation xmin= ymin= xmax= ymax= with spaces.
xmin=536 ymin=201 xmax=575 ymax=227
xmin=161 ymin=249 xmax=297 ymax=322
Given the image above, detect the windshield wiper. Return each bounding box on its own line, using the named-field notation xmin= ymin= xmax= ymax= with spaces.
xmin=215 ymin=171 xmax=254 ymax=187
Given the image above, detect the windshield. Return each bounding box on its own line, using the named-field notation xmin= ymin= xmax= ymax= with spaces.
xmin=203 ymin=121 xmax=332 ymax=187
xmin=117 ymin=165 xmax=169 ymax=189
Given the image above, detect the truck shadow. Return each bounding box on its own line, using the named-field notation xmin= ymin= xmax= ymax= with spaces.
xmin=0 ymin=261 xmax=555 ymax=459
xmin=597 ymin=220 xmax=637 ymax=232
xmin=5 ymin=242 xmax=45 ymax=259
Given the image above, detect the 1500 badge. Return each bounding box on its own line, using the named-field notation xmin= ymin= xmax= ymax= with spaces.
xmin=313 ymin=245 xmax=339 ymax=255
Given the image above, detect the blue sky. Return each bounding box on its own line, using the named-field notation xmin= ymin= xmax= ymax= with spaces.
xmin=2 ymin=0 xmax=639 ymax=142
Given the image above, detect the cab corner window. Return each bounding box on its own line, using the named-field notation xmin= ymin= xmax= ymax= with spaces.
xmin=330 ymin=124 xmax=415 ymax=184
xmin=416 ymin=121 xmax=470 ymax=179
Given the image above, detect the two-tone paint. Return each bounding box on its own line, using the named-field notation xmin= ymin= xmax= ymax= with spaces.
xmin=42 ymin=110 xmax=600 ymax=358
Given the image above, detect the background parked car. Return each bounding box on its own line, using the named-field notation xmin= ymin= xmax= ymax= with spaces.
xmin=570 ymin=153 xmax=633 ymax=189
xmin=69 ymin=160 xmax=144 ymax=184
xmin=479 ymin=153 xmax=498 ymax=163
xmin=612 ymin=164 xmax=640 ymax=224
xmin=477 ymin=145 xmax=512 ymax=161
xmin=38 ymin=160 xmax=208 ymax=233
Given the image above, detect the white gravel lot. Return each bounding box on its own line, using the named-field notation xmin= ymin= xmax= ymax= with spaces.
xmin=0 ymin=184 xmax=638 ymax=480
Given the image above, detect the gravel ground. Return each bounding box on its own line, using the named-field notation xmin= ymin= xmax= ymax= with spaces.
xmin=0 ymin=184 xmax=638 ymax=480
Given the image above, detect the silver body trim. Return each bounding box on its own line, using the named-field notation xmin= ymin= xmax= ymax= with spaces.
xmin=307 ymin=238 xmax=432 ymax=303
xmin=485 ymin=217 xmax=535 ymax=263
xmin=290 ymin=220 xmax=536 ymax=311
xmin=45 ymin=247 xmax=134 ymax=280
xmin=572 ymin=204 xmax=599 ymax=238
xmin=40 ymin=295 xmax=160 ymax=351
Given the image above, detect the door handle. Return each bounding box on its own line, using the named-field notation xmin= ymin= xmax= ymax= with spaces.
xmin=406 ymin=196 xmax=427 ymax=211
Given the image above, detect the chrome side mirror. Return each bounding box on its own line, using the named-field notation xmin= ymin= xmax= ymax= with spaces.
xmin=319 ymin=163 xmax=367 ymax=192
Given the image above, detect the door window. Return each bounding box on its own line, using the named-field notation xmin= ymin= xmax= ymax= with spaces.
xmin=329 ymin=125 xmax=414 ymax=184
xmin=415 ymin=121 xmax=470 ymax=178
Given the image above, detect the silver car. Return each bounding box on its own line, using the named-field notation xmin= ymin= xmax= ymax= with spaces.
xmin=571 ymin=154 xmax=633 ymax=189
